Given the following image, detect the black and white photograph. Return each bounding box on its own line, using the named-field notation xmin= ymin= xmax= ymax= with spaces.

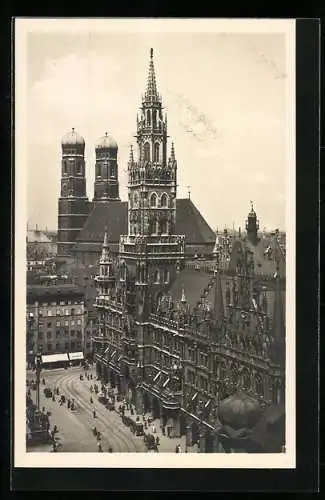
xmin=15 ymin=18 xmax=295 ymax=468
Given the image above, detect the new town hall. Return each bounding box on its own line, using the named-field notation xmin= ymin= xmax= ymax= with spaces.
xmin=57 ymin=49 xmax=286 ymax=453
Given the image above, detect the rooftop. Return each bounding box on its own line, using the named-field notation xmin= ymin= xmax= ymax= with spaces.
xmin=27 ymin=284 xmax=84 ymax=299
xmin=75 ymin=198 xmax=215 ymax=247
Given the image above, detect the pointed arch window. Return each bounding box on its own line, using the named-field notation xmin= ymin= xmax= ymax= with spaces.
xmin=63 ymin=161 xmax=67 ymax=175
xmin=154 ymin=269 xmax=160 ymax=283
xmin=154 ymin=142 xmax=160 ymax=162
xmin=160 ymin=193 xmax=168 ymax=207
xmin=161 ymin=220 xmax=168 ymax=234
xmin=163 ymin=269 xmax=170 ymax=283
xmin=153 ymin=109 xmax=157 ymax=128
xmin=147 ymin=110 xmax=151 ymax=126
xmin=144 ymin=142 xmax=150 ymax=162
xmin=150 ymin=193 xmax=157 ymax=207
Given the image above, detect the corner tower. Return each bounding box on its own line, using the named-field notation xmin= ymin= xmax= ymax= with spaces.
xmin=57 ymin=128 xmax=89 ymax=256
xmin=93 ymin=133 xmax=120 ymax=202
xmin=245 ymin=201 xmax=260 ymax=245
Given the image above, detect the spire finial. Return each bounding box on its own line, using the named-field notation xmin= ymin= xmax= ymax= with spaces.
xmin=129 ymin=144 xmax=134 ymax=163
xmin=105 ymin=131 xmax=108 ymax=137
xmin=250 ymin=200 xmax=254 ymax=212
xmin=181 ymin=285 xmax=186 ymax=303
xmin=144 ymin=47 xmax=158 ymax=101
xmin=72 ymin=127 xmax=75 ymax=132
xmin=213 ymin=231 xmax=220 ymax=258
xmin=187 ymin=185 xmax=191 ymax=199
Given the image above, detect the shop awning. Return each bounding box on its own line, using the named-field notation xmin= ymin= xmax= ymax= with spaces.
xmin=41 ymin=353 xmax=69 ymax=364
xmin=68 ymin=351 xmax=84 ymax=361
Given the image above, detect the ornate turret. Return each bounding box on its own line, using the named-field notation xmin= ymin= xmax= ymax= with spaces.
xmin=272 ymin=261 xmax=285 ymax=370
xmin=245 ymin=201 xmax=259 ymax=245
xmin=57 ymin=128 xmax=89 ymax=256
xmin=93 ymin=132 xmax=120 ymax=202
xmin=119 ymin=47 xmax=185 ymax=316
xmin=95 ymin=229 xmax=115 ymax=299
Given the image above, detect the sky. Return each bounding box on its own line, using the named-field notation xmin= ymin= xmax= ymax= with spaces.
xmin=25 ymin=26 xmax=290 ymax=232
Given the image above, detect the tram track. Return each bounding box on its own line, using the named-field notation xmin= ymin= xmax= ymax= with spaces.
xmin=51 ymin=370 xmax=145 ymax=453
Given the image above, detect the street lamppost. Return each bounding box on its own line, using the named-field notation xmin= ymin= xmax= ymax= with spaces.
xmin=27 ymin=312 xmax=35 ymax=368
xmin=172 ymin=361 xmax=187 ymax=452
xmin=35 ymin=350 xmax=42 ymax=410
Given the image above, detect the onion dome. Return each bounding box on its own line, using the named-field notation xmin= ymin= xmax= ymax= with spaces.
xmin=218 ymin=391 xmax=261 ymax=431
xmin=95 ymin=132 xmax=118 ymax=151
xmin=61 ymin=128 xmax=85 ymax=147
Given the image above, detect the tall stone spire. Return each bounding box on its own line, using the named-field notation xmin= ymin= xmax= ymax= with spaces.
xmin=273 ymin=260 xmax=285 ymax=369
xmin=129 ymin=144 xmax=134 ymax=163
xmin=181 ymin=285 xmax=186 ymax=303
xmin=213 ymin=267 xmax=224 ymax=328
xmin=170 ymin=142 xmax=175 ymax=162
xmin=100 ymin=228 xmax=111 ymax=263
xmin=213 ymin=232 xmax=220 ymax=258
xmin=144 ymin=48 xmax=159 ymax=102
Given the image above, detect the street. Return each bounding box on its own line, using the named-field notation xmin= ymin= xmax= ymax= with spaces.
xmin=26 ymin=365 xmax=190 ymax=453
xmin=27 ymin=366 xmax=146 ymax=453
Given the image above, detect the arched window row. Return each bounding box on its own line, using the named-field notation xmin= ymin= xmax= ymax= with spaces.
xmin=153 ymin=269 xmax=170 ymax=284
xmin=149 ymin=192 xmax=170 ymax=208
xmin=143 ymin=141 xmax=161 ymax=163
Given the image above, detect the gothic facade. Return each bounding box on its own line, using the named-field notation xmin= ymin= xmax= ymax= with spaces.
xmin=92 ymin=49 xmax=285 ymax=453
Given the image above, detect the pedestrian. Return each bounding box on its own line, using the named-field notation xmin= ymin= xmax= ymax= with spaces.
xmin=90 ymin=374 xmax=93 ymax=380
xmin=175 ymin=445 xmax=179 ymax=453
xmin=155 ymin=436 xmax=160 ymax=446
xmin=93 ymin=409 xmax=96 ymax=418
xmin=53 ymin=425 xmax=58 ymax=434
xmin=97 ymin=442 xmax=102 ymax=452
xmin=67 ymin=399 xmax=71 ymax=409
xmin=162 ymin=427 xmax=165 ymax=436
xmin=97 ymin=431 xmax=101 ymax=441
xmin=90 ymin=396 xmax=93 ymax=404
xmin=108 ymin=447 xmax=113 ymax=453
xmin=92 ymin=427 xmax=97 ymax=436
xmin=56 ymin=387 xmax=59 ymax=396
xmin=90 ymin=385 xmax=93 ymax=393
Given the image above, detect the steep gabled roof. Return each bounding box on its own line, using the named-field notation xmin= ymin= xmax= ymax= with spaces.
xmin=168 ymin=268 xmax=213 ymax=309
xmin=176 ymin=198 xmax=215 ymax=244
xmin=75 ymin=198 xmax=215 ymax=247
xmin=76 ymin=201 xmax=128 ymax=243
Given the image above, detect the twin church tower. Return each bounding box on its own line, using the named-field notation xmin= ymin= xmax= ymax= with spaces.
xmin=57 ymin=48 xmax=178 ymax=257
xmin=58 ymin=128 xmax=119 ymax=256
